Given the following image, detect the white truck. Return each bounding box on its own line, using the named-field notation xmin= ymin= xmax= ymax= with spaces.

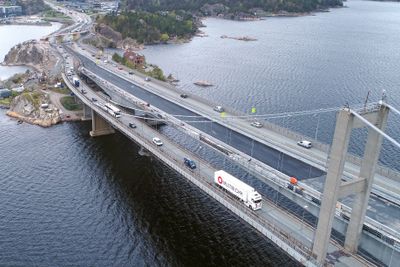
xmin=214 ymin=170 xmax=262 ymax=210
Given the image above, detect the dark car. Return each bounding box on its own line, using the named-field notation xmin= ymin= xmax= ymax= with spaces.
xmin=128 ymin=71 xmax=134 ymax=75
xmin=180 ymin=94 xmax=188 ymax=98
xmin=184 ymin=158 xmax=196 ymax=169
xmin=129 ymin=123 xmax=136 ymax=128
xmin=91 ymin=97 xmax=97 ymax=102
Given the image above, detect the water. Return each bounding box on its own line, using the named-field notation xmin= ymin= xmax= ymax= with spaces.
xmin=0 ymin=113 xmax=298 ymax=266
xmin=140 ymin=0 xmax=400 ymax=171
xmin=0 ymin=23 xmax=61 ymax=80
xmin=1 ymin=1 xmax=400 ymax=265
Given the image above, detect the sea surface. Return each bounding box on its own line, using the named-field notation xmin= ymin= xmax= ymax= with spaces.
xmin=1 ymin=0 xmax=400 ymax=266
xmin=141 ymin=0 xmax=400 ymax=171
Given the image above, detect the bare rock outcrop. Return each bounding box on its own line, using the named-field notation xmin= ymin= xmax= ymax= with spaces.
xmin=2 ymin=40 xmax=58 ymax=76
xmin=6 ymin=91 xmax=61 ymax=127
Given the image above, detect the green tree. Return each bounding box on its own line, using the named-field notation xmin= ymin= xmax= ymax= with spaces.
xmin=160 ymin=33 xmax=169 ymax=43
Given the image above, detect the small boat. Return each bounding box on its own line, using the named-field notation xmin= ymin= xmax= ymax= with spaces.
xmin=194 ymin=80 xmax=213 ymax=87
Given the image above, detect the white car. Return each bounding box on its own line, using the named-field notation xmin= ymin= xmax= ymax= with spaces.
xmin=297 ymin=140 xmax=312 ymax=149
xmin=152 ymin=137 xmax=163 ymax=146
xmin=251 ymin=121 xmax=263 ymax=128
xmin=213 ymin=106 xmax=224 ymax=112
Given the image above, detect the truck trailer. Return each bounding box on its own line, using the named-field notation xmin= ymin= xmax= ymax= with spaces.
xmin=214 ymin=170 xmax=262 ymax=210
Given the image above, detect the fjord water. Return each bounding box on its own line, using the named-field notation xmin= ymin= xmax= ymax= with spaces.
xmin=141 ymin=0 xmax=400 ymax=171
xmin=1 ymin=0 xmax=400 ymax=266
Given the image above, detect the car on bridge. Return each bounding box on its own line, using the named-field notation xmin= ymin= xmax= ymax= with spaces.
xmin=297 ymin=140 xmax=312 ymax=149
xmin=213 ymin=106 xmax=224 ymax=113
xmin=250 ymin=121 xmax=263 ymax=128
xmin=184 ymin=158 xmax=196 ymax=169
xmin=152 ymin=137 xmax=163 ymax=146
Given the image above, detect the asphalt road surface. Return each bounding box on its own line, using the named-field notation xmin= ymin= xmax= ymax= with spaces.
xmin=75 ymin=51 xmax=324 ymax=180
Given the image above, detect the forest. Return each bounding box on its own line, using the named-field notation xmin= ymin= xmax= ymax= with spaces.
xmin=121 ymin=0 xmax=343 ymax=13
xmin=97 ymin=11 xmax=196 ymax=44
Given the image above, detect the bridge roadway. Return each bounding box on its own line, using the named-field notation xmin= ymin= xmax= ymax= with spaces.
xmin=72 ymin=49 xmax=324 ymax=178
xmin=71 ymin=45 xmax=400 ymax=207
xmin=69 ymin=46 xmax=400 ymax=228
xmin=63 ymin=71 xmax=374 ymax=267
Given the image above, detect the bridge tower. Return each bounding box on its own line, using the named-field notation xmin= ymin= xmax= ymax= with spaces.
xmin=312 ymin=103 xmax=389 ymax=263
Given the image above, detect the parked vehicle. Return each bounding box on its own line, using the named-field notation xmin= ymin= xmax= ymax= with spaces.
xmin=91 ymin=97 xmax=97 ymax=102
xmin=180 ymin=94 xmax=188 ymax=98
xmin=250 ymin=121 xmax=263 ymax=128
xmin=145 ymin=77 xmax=151 ymax=81
xmin=184 ymin=158 xmax=196 ymax=169
xmin=152 ymin=137 xmax=163 ymax=146
xmin=214 ymin=170 xmax=262 ymax=210
xmin=213 ymin=106 xmax=224 ymax=112
xmin=129 ymin=123 xmax=136 ymax=128
xmin=297 ymin=140 xmax=312 ymax=149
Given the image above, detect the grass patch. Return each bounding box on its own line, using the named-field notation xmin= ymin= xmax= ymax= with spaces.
xmin=60 ymin=96 xmax=82 ymax=111
xmin=0 ymin=98 xmax=11 ymax=106
xmin=50 ymin=87 xmax=71 ymax=95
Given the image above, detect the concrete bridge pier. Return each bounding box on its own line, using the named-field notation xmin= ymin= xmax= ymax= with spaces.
xmin=89 ymin=110 xmax=115 ymax=137
xmin=82 ymin=103 xmax=92 ymax=121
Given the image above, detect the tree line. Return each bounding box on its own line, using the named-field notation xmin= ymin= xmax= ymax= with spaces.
xmin=97 ymin=11 xmax=196 ymax=44
xmin=121 ymin=0 xmax=343 ymax=13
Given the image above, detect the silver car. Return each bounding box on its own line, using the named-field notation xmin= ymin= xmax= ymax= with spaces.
xmin=251 ymin=121 xmax=263 ymax=128
xmin=152 ymin=137 xmax=163 ymax=146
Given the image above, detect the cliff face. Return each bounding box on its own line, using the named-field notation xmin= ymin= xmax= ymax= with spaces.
xmin=6 ymin=92 xmax=61 ymax=127
xmin=3 ymin=40 xmax=59 ymax=76
xmin=4 ymin=40 xmax=46 ymax=67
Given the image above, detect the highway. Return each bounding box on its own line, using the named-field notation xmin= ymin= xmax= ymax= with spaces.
xmin=73 ymin=51 xmax=325 ymax=181
xmin=62 ymin=70 xmax=377 ymax=267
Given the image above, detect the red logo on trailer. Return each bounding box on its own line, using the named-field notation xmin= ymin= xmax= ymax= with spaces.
xmin=217 ymin=176 xmax=223 ymax=184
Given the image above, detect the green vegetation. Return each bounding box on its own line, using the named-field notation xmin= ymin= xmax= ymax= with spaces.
xmin=15 ymin=0 xmax=50 ymax=15
xmin=42 ymin=10 xmax=71 ymax=19
xmin=0 ymin=98 xmax=11 ymax=106
xmin=112 ymin=53 xmax=166 ymax=81
xmin=60 ymin=96 xmax=82 ymax=111
xmin=21 ymin=91 xmax=42 ymax=108
xmin=50 ymin=87 xmax=70 ymax=95
xmin=122 ymin=0 xmax=343 ymax=14
xmin=97 ymin=11 xmax=196 ymax=44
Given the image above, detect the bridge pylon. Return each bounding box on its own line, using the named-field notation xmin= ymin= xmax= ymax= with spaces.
xmin=312 ymin=104 xmax=389 ymax=264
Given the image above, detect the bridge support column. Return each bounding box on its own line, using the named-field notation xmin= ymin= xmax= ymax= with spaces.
xmin=82 ymin=103 xmax=92 ymax=121
xmin=312 ymin=109 xmax=353 ymax=263
xmin=89 ymin=110 xmax=115 ymax=137
xmin=312 ymin=105 xmax=389 ymax=264
xmin=344 ymin=106 xmax=389 ymax=252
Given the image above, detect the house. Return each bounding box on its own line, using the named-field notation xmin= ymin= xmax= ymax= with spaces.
xmin=123 ymin=49 xmax=145 ymax=66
